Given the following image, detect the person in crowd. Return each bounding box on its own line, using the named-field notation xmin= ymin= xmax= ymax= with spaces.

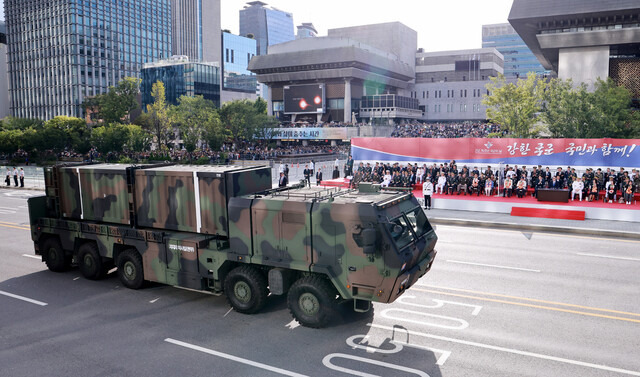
xmin=457 ymin=173 xmax=469 ymax=195
xmin=345 ymin=155 xmax=354 ymax=177
xmin=19 ymin=168 xmax=25 ymax=188
xmin=315 ymin=168 xmax=323 ymax=186
xmin=606 ymin=176 xmax=616 ymax=203
xmin=332 ymin=165 xmax=340 ymax=179
xmin=470 ymin=173 xmax=480 ymax=196
xmin=278 ymin=172 xmax=288 ymax=188
xmin=623 ymin=178 xmax=634 ymax=205
xmin=446 ymin=171 xmax=457 ymax=195
xmin=516 ymin=177 xmax=527 ymax=198
xmin=436 ymin=172 xmax=446 ymax=194
xmin=391 ymin=171 xmax=403 ymax=187
xmin=571 ymin=176 xmax=584 ymax=201
xmin=13 ymin=167 xmax=18 ymax=187
xmin=303 ymin=165 xmax=312 ymax=187
xmin=484 ymin=175 xmax=494 ymax=197
xmin=423 ymin=178 xmax=433 ymax=210
xmin=504 ymin=176 xmax=513 ymax=198
xmin=381 ymin=170 xmax=392 ymax=188
xmin=588 ymin=179 xmax=599 ymax=202
xmin=284 ymin=164 xmax=289 ymax=178
xmin=5 ymin=167 xmax=10 ymax=186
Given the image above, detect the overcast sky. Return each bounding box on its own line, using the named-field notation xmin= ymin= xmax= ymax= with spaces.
xmin=1 ymin=0 xmax=516 ymax=51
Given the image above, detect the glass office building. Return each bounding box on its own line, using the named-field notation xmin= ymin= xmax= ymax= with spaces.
xmin=141 ymin=60 xmax=220 ymax=108
xmin=222 ymin=32 xmax=257 ymax=93
xmin=482 ymin=23 xmax=549 ymax=79
xmin=239 ymin=1 xmax=294 ymax=56
xmin=4 ymin=0 xmax=172 ymax=119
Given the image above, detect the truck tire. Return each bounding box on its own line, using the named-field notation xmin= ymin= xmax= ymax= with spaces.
xmin=287 ymin=276 xmax=337 ymax=328
xmin=224 ymin=266 xmax=268 ymax=314
xmin=42 ymin=238 xmax=70 ymax=272
xmin=77 ymin=242 xmax=105 ymax=280
xmin=117 ymin=249 xmax=144 ymax=289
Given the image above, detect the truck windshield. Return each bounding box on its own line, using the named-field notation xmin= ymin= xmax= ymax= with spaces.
xmin=405 ymin=207 xmax=432 ymax=239
xmin=386 ymin=216 xmax=414 ymax=250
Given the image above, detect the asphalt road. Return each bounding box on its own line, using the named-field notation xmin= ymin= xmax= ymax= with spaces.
xmin=1 ymin=189 xmax=639 ymax=377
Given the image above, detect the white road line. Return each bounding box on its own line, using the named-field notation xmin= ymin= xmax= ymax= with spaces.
xmin=22 ymin=254 xmax=41 ymax=260
xmin=577 ymin=253 xmax=640 ymax=262
xmin=150 ymin=298 xmax=160 ymax=303
xmin=368 ymin=323 xmax=640 ymax=376
xmin=0 ymin=290 xmax=48 ymax=306
xmin=165 ymin=338 xmax=308 ymax=377
xmin=446 ymin=260 xmax=541 ymax=273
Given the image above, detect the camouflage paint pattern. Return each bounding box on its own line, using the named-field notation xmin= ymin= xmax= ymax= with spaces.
xmin=32 ymin=164 xmax=436 ymax=307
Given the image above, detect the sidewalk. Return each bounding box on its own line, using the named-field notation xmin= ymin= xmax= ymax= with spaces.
xmin=427 ymin=208 xmax=640 ymax=240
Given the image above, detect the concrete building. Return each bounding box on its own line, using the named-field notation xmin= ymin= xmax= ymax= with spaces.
xmin=509 ymin=0 xmax=640 ymax=95
xmin=248 ymin=23 xmax=419 ymax=124
xmin=0 ymin=21 xmax=8 ymax=119
xmin=482 ymin=23 xmax=549 ymax=79
xmin=296 ymin=23 xmax=317 ymax=39
xmin=239 ymin=1 xmax=294 ymax=56
xmin=171 ymin=0 xmax=222 ymax=63
xmin=4 ymin=0 xmax=172 ymax=119
xmin=414 ymin=48 xmax=504 ymax=121
xmin=141 ymin=57 xmax=220 ymax=108
xmin=221 ymin=31 xmax=258 ymax=103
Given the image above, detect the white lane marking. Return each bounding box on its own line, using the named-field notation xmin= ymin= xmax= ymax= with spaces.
xmin=164 ymin=338 xmax=308 ymax=377
xmin=346 ymin=335 xmax=450 ymax=366
xmin=223 ymin=307 xmax=234 ymax=317
xmin=150 ymin=298 xmax=160 ymax=304
xmin=22 ymin=254 xmax=41 ymax=260
xmin=369 ymin=323 xmax=640 ymax=376
xmin=446 ymin=260 xmax=541 ymax=273
xmin=73 ymin=277 xmax=80 ymax=281
xmin=323 ymin=353 xmax=430 ymax=377
xmin=577 ymin=253 xmax=640 ymax=262
xmin=397 ymin=295 xmax=482 ymax=316
xmin=0 ymin=290 xmax=48 ymax=306
xmin=381 ymin=308 xmax=469 ymax=330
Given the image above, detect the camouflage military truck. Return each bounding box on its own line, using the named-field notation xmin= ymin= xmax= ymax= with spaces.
xmin=28 ymin=163 xmax=437 ymax=328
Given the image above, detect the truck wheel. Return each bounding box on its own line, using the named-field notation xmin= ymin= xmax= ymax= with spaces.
xmin=42 ymin=238 xmax=70 ymax=272
xmin=77 ymin=242 xmax=105 ymax=280
xmin=287 ymin=276 xmax=337 ymax=328
xmin=117 ymin=249 xmax=144 ymax=289
xmin=224 ymin=266 xmax=268 ymax=314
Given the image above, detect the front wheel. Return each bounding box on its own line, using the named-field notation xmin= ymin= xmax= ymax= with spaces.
xmin=117 ymin=249 xmax=144 ymax=289
xmin=42 ymin=238 xmax=70 ymax=272
xmin=224 ymin=266 xmax=268 ymax=314
xmin=287 ymin=276 xmax=338 ymax=328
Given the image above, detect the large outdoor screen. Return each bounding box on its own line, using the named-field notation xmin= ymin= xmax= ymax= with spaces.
xmin=284 ymin=84 xmax=325 ymax=114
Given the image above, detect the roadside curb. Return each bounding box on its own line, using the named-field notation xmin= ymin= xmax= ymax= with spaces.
xmin=0 ymin=186 xmax=44 ymax=192
xmin=429 ymin=217 xmax=640 ymax=240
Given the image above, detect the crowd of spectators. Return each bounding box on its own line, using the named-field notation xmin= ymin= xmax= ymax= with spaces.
xmin=391 ymin=122 xmax=505 ymax=138
xmin=351 ymin=160 xmax=640 ymax=205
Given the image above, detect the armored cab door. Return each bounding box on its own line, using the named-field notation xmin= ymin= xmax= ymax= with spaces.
xmin=165 ymin=238 xmax=201 ymax=290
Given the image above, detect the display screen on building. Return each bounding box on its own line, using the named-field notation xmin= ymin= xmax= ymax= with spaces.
xmin=284 ymin=84 xmax=325 ymax=114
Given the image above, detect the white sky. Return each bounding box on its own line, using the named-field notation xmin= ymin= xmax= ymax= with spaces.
xmin=1 ymin=0 xmax=516 ymax=52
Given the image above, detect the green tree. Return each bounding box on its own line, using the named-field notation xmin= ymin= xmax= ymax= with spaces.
xmin=145 ymin=81 xmax=173 ymax=150
xmin=219 ymin=99 xmax=278 ymax=143
xmin=541 ymin=79 xmax=594 ymax=138
xmin=91 ymin=123 xmax=131 ymax=155
xmin=125 ymin=124 xmax=152 ymax=153
xmin=590 ymin=78 xmax=640 ymax=139
xmin=82 ymin=77 xmax=141 ymax=124
xmin=0 ymin=117 xmax=44 ymax=131
xmin=44 ymin=116 xmax=91 ymax=154
xmin=170 ymin=95 xmax=221 ymax=160
xmin=483 ymin=73 xmax=546 ymax=138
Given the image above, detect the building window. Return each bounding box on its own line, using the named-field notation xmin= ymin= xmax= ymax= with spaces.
xmin=426 ymin=91 xmax=429 ymax=99
xmin=225 ymin=48 xmax=229 ymax=63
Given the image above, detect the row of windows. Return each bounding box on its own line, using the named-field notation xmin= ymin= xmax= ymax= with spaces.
xmin=411 ymin=89 xmax=488 ymax=99
xmin=426 ymin=103 xmax=484 ymax=113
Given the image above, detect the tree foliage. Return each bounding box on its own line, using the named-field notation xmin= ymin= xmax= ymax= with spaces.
xmin=145 ymin=81 xmax=173 ymax=150
xmin=82 ymin=77 xmax=141 ymax=124
xmin=170 ymin=95 xmax=223 ymax=156
xmin=91 ymin=123 xmax=131 ymax=155
xmin=483 ymin=73 xmax=546 ymax=138
xmin=219 ymin=99 xmax=277 ymax=143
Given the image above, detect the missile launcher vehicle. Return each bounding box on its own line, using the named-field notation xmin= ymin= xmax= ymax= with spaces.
xmin=28 ymin=163 xmax=437 ymax=327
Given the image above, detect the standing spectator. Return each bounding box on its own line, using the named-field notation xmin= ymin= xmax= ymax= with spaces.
xmin=5 ymin=168 xmax=10 ymax=186
xmin=423 ymin=178 xmax=433 ymax=210
xmin=19 ymin=168 xmax=25 ymax=188
xmin=345 ymin=156 xmax=354 ymax=177
xmin=315 ymin=168 xmax=323 ymax=186
xmin=303 ymin=165 xmax=311 ymax=187
xmin=332 ymin=165 xmax=340 ymax=179
xmin=13 ymin=167 xmax=18 ymax=187
xmin=278 ymin=172 xmax=288 ymax=188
